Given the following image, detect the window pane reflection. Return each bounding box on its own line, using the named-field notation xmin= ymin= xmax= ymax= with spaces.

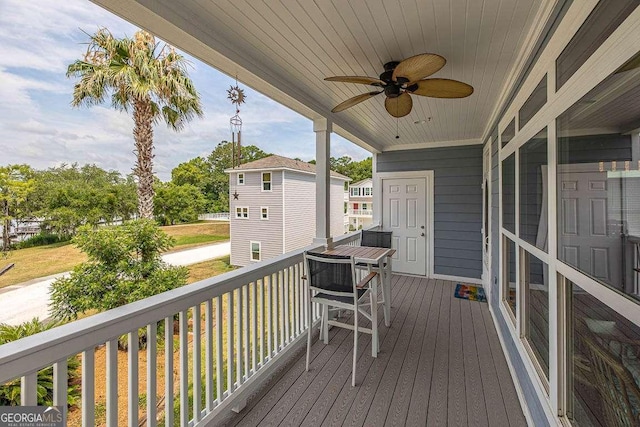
xmin=505 ymin=237 xmax=517 ymax=320
xmin=557 ymin=53 xmax=640 ymax=302
xmin=524 ymin=251 xmax=549 ymax=380
xmin=503 ymin=154 xmax=516 ymax=234
xmin=569 ymin=282 xmax=640 ymax=426
xmin=520 ymin=129 xmax=548 ymax=251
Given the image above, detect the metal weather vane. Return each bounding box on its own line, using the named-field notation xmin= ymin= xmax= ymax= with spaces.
xmin=228 ymin=78 xmax=246 ymax=168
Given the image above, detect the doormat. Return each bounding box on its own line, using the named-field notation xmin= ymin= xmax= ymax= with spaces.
xmin=454 ymin=284 xmax=487 ymax=302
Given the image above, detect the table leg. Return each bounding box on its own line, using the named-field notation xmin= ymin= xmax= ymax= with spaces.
xmin=384 ymin=257 xmax=392 ymax=327
xmin=370 ymin=264 xmax=378 ymax=357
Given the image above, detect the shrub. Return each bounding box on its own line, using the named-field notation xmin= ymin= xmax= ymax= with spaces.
xmin=0 ymin=318 xmax=80 ymax=407
xmin=16 ymin=233 xmax=70 ymax=249
xmin=50 ymin=219 xmax=188 ymax=323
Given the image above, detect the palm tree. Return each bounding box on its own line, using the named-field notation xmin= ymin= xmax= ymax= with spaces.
xmin=67 ymin=29 xmax=203 ymax=219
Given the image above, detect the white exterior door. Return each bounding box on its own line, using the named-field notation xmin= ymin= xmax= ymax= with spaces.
xmin=558 ymin=164 xmax=623 ymax=286
xmin=382 ymin=178 xmax=427 ymax=275
xmin=482 ymin=144 xmax=492 ymax=288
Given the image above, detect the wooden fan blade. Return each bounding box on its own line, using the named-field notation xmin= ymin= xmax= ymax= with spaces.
xmin=325 ymin=76 xmax=386 ymax=86
xmin=385 ymin=92 xmax=413 ymax=118
xmin=331 ymin=91 xmax=382 ymax=113
xmin=392 ymin=53 xmax=446 ymax=82
xmin=409 ymin=78 xmax=474 ymax=98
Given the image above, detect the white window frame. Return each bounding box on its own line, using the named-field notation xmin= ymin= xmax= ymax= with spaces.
xmin=261 ymin=172 xmax=272 ymax=192
xmin=235 ymin=206 xmax=249 ymax=219
xmin=250 ymin=241 xmax=261 ymax=262
xmin=260 ymin=206 xmax=269 ymax=220
xmin=237 ymin=173 xmax=245 ymax=185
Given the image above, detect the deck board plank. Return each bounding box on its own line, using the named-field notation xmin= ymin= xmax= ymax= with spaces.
xmin=471 ymin=301 xmax=509 ymax=426
xmin=216 ymin=277 xmax=526 ymax=427
xmin=460 ymin=298 xmax=489 ymax=427
xmin=426 ymin=279 xmax=451 ymax=426
xmin=482 ymin=305 xmax=528 ymax=426
xmin=383 ymin=278 xmax=437 ymax=427
xmin=405 ymin=279 xmax=445 ymax=425
xmin=447 ymin=283 xmax=467 ymax=426
xmin=361 ymin=276 xmax=434 ymax=426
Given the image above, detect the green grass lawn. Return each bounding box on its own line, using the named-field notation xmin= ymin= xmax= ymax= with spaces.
xmin=0 ymin=222 xmax=230 ymax=289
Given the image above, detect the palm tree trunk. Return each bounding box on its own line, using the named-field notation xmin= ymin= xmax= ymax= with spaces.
xmin=133 ymin=99 xmax=155 ymax=219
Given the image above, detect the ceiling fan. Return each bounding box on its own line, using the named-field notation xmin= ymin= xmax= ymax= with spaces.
xmin=325 ymin=53 xmax=473 ymax=118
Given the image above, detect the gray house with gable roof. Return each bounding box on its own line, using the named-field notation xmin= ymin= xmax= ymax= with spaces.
xmin=225 ymin=155 xmax=349 ymax=266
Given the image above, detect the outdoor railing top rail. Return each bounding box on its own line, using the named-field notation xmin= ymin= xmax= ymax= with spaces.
xmin=0 ymin=229 xmax=364 ymax=384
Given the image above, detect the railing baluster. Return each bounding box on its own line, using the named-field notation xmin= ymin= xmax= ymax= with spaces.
xmin=164 ymin=317 xmax=174 ymax=427
xmin=294 ymin=263 xmax=300 ymax=337
xmin=147 ymin=323 xmax=157 ymax=427
xmin=205 ymin=299 xmax=214 ymax=412
xmin=259 ymin=278 xmax=265 ymax=368
xmin=82 ymin=348 xmax=95 ymax=427
xmin=236 ymin=287 xmax=243 ymax=386
xmin=251 ymin=281 xmax=257 ymax=374
xmin=279 ymin=271 xmax=285 ymax=347
xmin=243 ymin=284 xmax=249 ymax=380
xmin=179 ymin=310 xmax=189 ymax=426
xmin=192 ymin=304 xmax=201 ymax=423
xmin=215 ymin=297 xmax=223 ymax=403
xmin=303 ymin=263 xmax=308 ymax=330
xmin=21 ymin=372 xmax=37 ymax=406
xmin=106 ymin=340 xmax=118 ymax=426
xmin=266 ymin=275 xmax=272 ymax=359
xmin=128 ymin=331 xmax=139 ymax=427
xmin=53 ymin=359 xmax=68 ymax=409
xmin=284 ymin=268 xmax=290 ymax=343
xmin=272 ymin=272 xmax=279 ymax=353
xmin=227 ymin=292 xmax=234 ymax=393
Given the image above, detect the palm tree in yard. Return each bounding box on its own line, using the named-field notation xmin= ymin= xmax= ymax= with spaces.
xmin=67 ymin=29 xmax=203 ymax=218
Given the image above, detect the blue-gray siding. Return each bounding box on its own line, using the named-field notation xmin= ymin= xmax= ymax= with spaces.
xmin=377 ymin=145 xmax=483 ymax=279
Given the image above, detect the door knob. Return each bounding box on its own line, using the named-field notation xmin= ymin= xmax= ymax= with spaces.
xmin=420 ymin=225 xmax=425 ymax=229
xmin=421 ymin=232 xmax=425 ymax=237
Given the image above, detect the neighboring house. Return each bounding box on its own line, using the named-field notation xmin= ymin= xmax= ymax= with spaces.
xmin=346 ymin=178 xmax=373 ymax=231
xmin=225 ymin=155 xmax=348 ymax=267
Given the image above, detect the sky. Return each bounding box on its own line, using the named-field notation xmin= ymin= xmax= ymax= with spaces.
xmin=0 ymin=0 xmax=369 ymax=181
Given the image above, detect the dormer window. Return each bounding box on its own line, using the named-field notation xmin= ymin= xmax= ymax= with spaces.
xmin=262 ymin=172 xmax=272 ymax=191
xmin=237 ymin=173 xmax=245 ymax=185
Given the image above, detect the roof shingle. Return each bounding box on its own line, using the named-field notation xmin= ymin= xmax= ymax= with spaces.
xmin=225 ymin=154 xmax=350 ymax=180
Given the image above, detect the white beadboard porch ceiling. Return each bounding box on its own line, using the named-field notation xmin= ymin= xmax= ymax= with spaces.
xmin=95 ymin=0 xmax=555 ymax=153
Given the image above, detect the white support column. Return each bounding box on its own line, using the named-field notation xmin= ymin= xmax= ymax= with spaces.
xmin=313 ymin=117 xmax=333 ymax=247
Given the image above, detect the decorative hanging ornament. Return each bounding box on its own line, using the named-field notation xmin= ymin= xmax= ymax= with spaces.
xmin=228 ymin=79 xmax=247 ymax=168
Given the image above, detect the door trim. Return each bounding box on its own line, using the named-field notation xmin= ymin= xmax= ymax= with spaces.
xmin=374 ymin=170 xmax=434 ymax=277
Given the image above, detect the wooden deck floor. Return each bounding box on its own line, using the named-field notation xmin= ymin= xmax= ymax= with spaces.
xmin=217 ymin=276 xmax=527 ymax=427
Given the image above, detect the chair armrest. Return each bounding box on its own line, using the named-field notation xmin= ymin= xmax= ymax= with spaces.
xmin=356 ymin=272 xmax=378 ymax=289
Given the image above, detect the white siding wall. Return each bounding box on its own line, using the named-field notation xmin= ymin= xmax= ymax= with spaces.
xmin=283 ymin=171 xmax=315 ymax=252
xmin=229 ymin=171 xmax=283 ymax=267
xmin=330 ymin=179 xmax=346 ymax=237
xmin=283 ymin=171 xmax=347 ymax=252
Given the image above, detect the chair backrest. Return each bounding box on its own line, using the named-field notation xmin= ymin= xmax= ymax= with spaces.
xmin=304 ymin=252 xmax=356 ymax=296
xmin=361 ymin=230 xmax=392 ymax=248
xmin=580 ymin=332 xmax=640 ymax=427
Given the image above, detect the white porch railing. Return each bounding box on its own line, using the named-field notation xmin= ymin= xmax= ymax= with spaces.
xmin=0 ymin=230 xmax=363 ymax=426
xmin=348 ymin=209 xmax=373 ymax=216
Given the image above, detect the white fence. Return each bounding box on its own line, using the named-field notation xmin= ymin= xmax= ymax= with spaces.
xmin=198 ymin=213 xmax=230 ymax=221
xmin=0 ymin=229 xmax=363 ymax=426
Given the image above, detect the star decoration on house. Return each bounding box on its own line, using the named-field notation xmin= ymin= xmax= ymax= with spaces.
xmin=233 ymin=191 xmax=239 ymax=200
